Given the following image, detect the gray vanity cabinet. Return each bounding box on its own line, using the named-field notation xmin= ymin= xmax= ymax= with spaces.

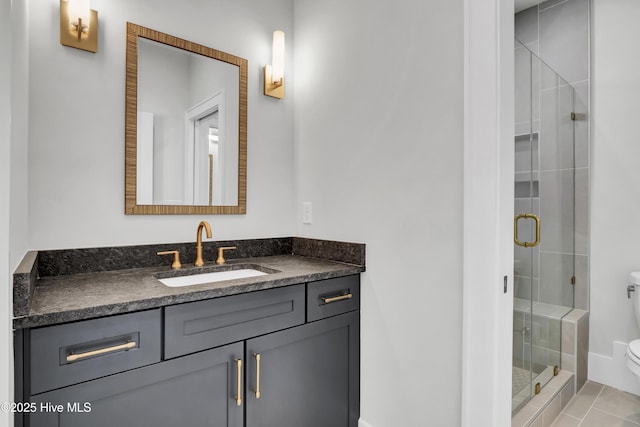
xmin=29 ymin=342 xmax=244 ymax=427
xmin=245 ymin=311 xmax=360 ymax=427
xmin=18 ymin=275 xmax=360 ymax=427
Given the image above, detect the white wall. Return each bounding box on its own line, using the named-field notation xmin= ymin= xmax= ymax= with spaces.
xmin=10 ymin=1 xmax=29 ymax=272
xmin=27 ymin=0 xmax=295 ymax=249
xmin=590 ymin=0 xmax=640 ymax=394
xmin=294 ymin=1 xmax=464 ymax=425
xmin=0 ymin=1 xmax=13 ymax=424
xmin=3 ymin=0 xmax=30 ymax=425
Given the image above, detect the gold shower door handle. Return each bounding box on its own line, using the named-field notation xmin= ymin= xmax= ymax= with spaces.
xmin=514 ymin=213 xmax=540 ymax=247
xmin=254 ymin=353 xmax=261 ymax=398
xmin=235 ymin=359 xmax=242 ymax=406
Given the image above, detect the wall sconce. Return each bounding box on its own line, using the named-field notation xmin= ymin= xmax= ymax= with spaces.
xmin=60 ymin=0 xmax=98 ymax=53
xmin=264 ymin=30 xmax=285 ymax=99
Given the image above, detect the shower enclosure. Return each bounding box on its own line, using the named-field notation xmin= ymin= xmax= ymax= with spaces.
xmin=512 ymin=40 xmax=575 ymax=412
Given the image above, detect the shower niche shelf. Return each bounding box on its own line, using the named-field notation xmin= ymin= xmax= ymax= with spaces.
xmin=514 ymin=132 xmax=539 ymax=141
xmin=515 ymin=133 xmax=539 ymax=179
xmin=514 ymin=180 xmax=539 ymax=199
xmin=514 ymin=131 xmax=540 ymax=218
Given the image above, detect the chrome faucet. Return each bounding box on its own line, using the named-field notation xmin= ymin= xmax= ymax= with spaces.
xmin=195 ymin=221 xmax=212 ymax=267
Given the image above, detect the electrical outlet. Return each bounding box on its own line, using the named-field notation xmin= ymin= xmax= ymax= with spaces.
xmin=303 ymin=202 xmax=312 ymax=224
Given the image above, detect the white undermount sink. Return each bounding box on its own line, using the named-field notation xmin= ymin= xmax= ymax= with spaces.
xmin=159 ymin=269 xmax=268 ymax=287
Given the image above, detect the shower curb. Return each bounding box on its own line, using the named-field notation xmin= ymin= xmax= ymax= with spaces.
xmin=511 ymin=370 xmax=574 ymax=427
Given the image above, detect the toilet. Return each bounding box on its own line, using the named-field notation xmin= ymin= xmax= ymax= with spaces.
xmin=627 ymin=272 xmax=640 ymax=380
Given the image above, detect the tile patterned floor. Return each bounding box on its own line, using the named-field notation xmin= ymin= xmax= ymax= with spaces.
xmin=551 ymin=381 xmax=640 ymax=426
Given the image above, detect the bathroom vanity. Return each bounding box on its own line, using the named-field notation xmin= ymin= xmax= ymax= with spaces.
xmin=13 ymin=238 xmax=364 ymax=427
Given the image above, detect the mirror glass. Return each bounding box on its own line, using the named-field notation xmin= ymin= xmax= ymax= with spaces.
xmin=125 ymin=23 xmax=247 ymax=215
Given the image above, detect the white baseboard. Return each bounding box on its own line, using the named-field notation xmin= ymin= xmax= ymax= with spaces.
xmin=589 ymin=341 xmax=640 ymax=396
xmin=359 ymin=418 xmax=374 ymax=427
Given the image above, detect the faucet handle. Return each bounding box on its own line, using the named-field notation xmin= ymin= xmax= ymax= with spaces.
xmin=216 ymin=247 xmax=237 ymax=265
xmin=157 ymin=250 xmax=182 ymax=270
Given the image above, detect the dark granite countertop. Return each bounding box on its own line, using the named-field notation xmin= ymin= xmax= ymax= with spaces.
xmin=13 ymin=238 xmax=365 ymax=329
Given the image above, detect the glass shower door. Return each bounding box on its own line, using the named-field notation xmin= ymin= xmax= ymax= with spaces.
xmin=531 ymin=45 xmax=576 ymax=396
xmin=513 ymin=39 xmax=537 ymax=410
xmin=513 ymin=41 xmax=575 ymax=413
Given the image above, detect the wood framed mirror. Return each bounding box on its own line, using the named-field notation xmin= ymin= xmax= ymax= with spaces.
xmin=125 ymin=23 xmax=247 ymax=214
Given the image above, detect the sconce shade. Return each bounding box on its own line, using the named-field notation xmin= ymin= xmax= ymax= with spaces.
xmin=264 ymin=30 xmax=285 ymax=99
xmin=272 ymin=31 xmax=285 ymax=83
xmin=60 ymin=0 xmax=98 ymax=53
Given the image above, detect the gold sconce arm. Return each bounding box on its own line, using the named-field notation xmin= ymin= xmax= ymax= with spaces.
xmin=264 ymin=65 xmax=284 ymax=99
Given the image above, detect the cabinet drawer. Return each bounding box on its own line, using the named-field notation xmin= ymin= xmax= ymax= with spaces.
xmin=30 ymin=309 xmax=161 ymax=395
xmin=164 ymin=284 xmax=305 ymax=359
xmin=307 ymin=275 xmax=360 ymax=322
xmin=29 ymin=342 xmax=244 ymax=427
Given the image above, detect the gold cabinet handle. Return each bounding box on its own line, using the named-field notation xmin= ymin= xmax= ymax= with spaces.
xmin=514 ymin=213 xmax=540 ymax=248
xmin=321 ymin=293 xmax=353 ymax=304
xmin=66 ymin=341 xmax=136 ymax=362
xmin=235 ymin=359 xmax=242 ymax=406
xmin=253 ymin=353 xmax=261 ymax=399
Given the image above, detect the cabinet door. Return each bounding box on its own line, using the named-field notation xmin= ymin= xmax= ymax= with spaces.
xmin=30 ymin=342 xmax=244 ymax=427
xmin=246 ymin=312 xmax=359 ymax=427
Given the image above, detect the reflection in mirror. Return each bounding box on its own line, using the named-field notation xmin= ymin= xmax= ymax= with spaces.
xmin=125 ymin=23 xmax=247 ymax=215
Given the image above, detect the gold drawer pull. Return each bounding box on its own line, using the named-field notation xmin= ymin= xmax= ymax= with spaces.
xmin=321 ymin=293 xmax=353 ymax=304
xmin=254 ymin=353 xmax=261 ymax=399
xmin=235 ymin=359 xmax=242 ymax=406
xmin=66 ymin=341 xmax=136 ymax=362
